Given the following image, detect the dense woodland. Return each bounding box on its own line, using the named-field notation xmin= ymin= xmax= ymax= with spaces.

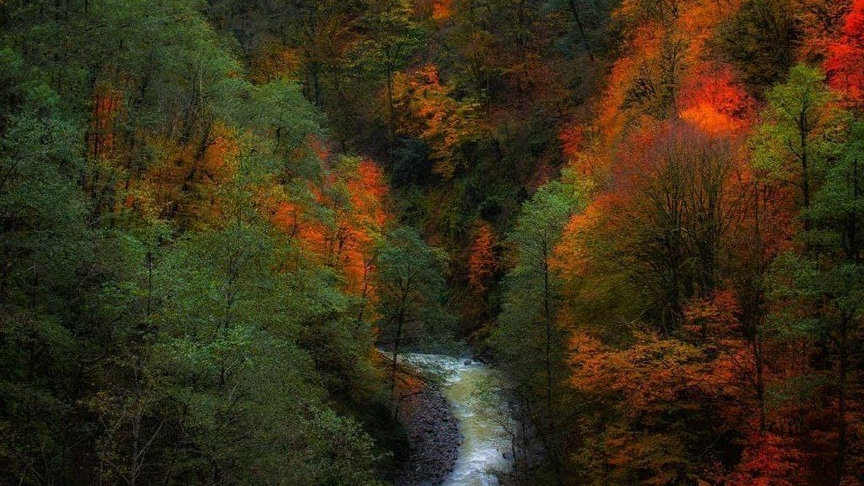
xmin=1 ymin=0 xmax=863 ymax=485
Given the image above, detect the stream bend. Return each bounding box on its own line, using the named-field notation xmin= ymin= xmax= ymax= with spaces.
xmin=401 ymin=354 xmax=514 ymax=486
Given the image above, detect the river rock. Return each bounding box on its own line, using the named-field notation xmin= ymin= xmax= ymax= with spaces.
xmin=395 ymin=384 xmax=460 ymax=486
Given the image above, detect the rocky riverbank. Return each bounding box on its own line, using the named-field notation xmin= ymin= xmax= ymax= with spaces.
xmin=394 ymin=372 xmax=460 ymax=486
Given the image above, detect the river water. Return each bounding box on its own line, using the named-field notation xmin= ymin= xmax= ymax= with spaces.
xmin=401 ymin=353 xmax=514 ymax=486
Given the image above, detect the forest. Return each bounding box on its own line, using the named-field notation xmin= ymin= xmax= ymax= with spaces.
xmin=0 ymin=0 xmax=863 ymax=485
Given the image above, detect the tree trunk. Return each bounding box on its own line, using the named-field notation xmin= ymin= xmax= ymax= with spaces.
xmin=390 ymin=286 xmax=409 ymax=413
xmin=836 ymin=314 xmax=848 ymax=484
xmin=541 ymin=241 xmax=563 ymax=486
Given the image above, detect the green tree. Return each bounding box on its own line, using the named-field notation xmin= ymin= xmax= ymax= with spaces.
xmin=768 ymin=121 xmax=864 ymax=484
xmin=544 ymin=0 xmax=616 ymax=63
xmin=752 ymin=65 xmax=847 ymax=214
xmin=146 ymin=220 xmax=378 ymax=485
xmin=355 ymin=0 xmax=424 ymax=144
xmin=0 ymin=61 xmax=95 ymax=485
xmin=491 ymin=174 xmax=583 ymax=486
xmin=375 ymin=227 xmax=451 ymax=401
xmin=0 ymin=3 xmax=398 ymax=484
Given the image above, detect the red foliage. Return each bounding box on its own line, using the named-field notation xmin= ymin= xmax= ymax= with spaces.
xmin=559 ymin=123 xmax=585 ymax=162
xmin=88 ymin=85 xmax=122 ymax=159
xmin=683 ymin=289 xmax=741 ymax=339
xmin=138 ymin=122 xmax=239 ymax=223
xmin=569 ymin=328 xmax=750 ymax=485
xmin=467 ymin=221 xmax=497 ymax=293
xmin=431 ymin=0 xmax=454 ymax=21
xmin=393 ymin=65 xmax=476 ymax=178
xmin=724 ymin=433 xmax=807 ymax=486
xmin=679 ymin=66 xmax=752 ymax=135
xmin=825 ymin=0 xmax=864 ymax=108
xmin=553 ymin=194 xmax=611 ymax=282
xmin=271 ymin=195 xmax=329 ymax=252
xmin=268 ymin=159 xmax=389 ymax=296
xmin=338 ymin=159 xmax=390 ymax=294
xmin=560 ymin=123 xmax=607 ymax=178
xmin=414 ymin=0 xmax=454 ymax=21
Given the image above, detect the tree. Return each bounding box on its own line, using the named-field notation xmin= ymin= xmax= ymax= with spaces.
xmin=0 ymin=3 xmax=400 ymax=484
xmin=768 ymin=121 xmax=864 ymax=484
xmin=595 ymin=123 xmax=738 ymax=332
xmin=148 ymin=219 xmax=382 ymax=485
xmin=374 ymin=227 xmax=451 ymax=402
xmin=0 ymin=55 xmax=95 ymax=486
xmin=751 ymin=65 xmax=846 ymax=215
xmin=391 ymin=65 xmax=479 ymax=178
xmin=355 ymin=0 xmax=424 ymax=145
xmin=544 ymin=0 xmax=616 ymax=63
xmin=468 ymin=221 xmax=498 ymax=294
xmin=824 ymin=0 xmax=864 ymax=109
xmin=726 ymin=171 xmax=797 ymax=436
xmin=714 ymin=0 xmax=800 ymax=93
xmin=568 ymin=328 xmax=744 ymax=486
xmin=492 ymin=174 xmax=583 ymax=485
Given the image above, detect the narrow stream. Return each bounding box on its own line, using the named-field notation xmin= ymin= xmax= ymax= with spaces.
xmin=402 ymin=353 xmax=514 ymax=486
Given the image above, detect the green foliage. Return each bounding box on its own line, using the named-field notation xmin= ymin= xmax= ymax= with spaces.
xmin=12 ymin=0 xmax=864 ymax=484
xmin=355 ymin=0 xmax=425 ymax=78
xmin=497 ymin=175 xmax=584 ymax=342
xmin=145 ymin=225 xmax=380 ymax=485
xmin=807 ymin=121 xmax=864 ymax=253
xmin=0 ymin=52 xmax=96 ymax=485
xmin=751 ymin=64 xmax=848 ymax=208
xmin=376 ymin=227 xmax=454 ymax=351
xmin=493 ymin=174 xmax=584 ymax=382
xmin=490 ymin=174 xmax=584 ymax=482
xmin=508 ymin=177 xmax=585 ymax=267
xmin=0 ymin=3 xmax=398 ymax=485
xmin=543 ymin=0 xmax=617 ymax=61
xmin=763 ymin=118 xmax=864 ymax=483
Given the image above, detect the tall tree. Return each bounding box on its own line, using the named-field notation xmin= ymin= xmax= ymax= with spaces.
xmin=0 ymin=53 xmax=94 ymax=486
xmin=492 ymin=174 xmax=583 ymax=485
xmin=768 ymin=121 xmax=864 ymax=484
xmin=356 ymin=0 xmax=424 ymax=146
xmin=375 ymin=227 xmax=451 ymax=402
xmin=752 ymin=65 xmax=846 ymax=215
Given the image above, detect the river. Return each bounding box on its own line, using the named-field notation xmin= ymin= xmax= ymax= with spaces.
xmin=401 ymin=353 xmax=514 ymax=486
